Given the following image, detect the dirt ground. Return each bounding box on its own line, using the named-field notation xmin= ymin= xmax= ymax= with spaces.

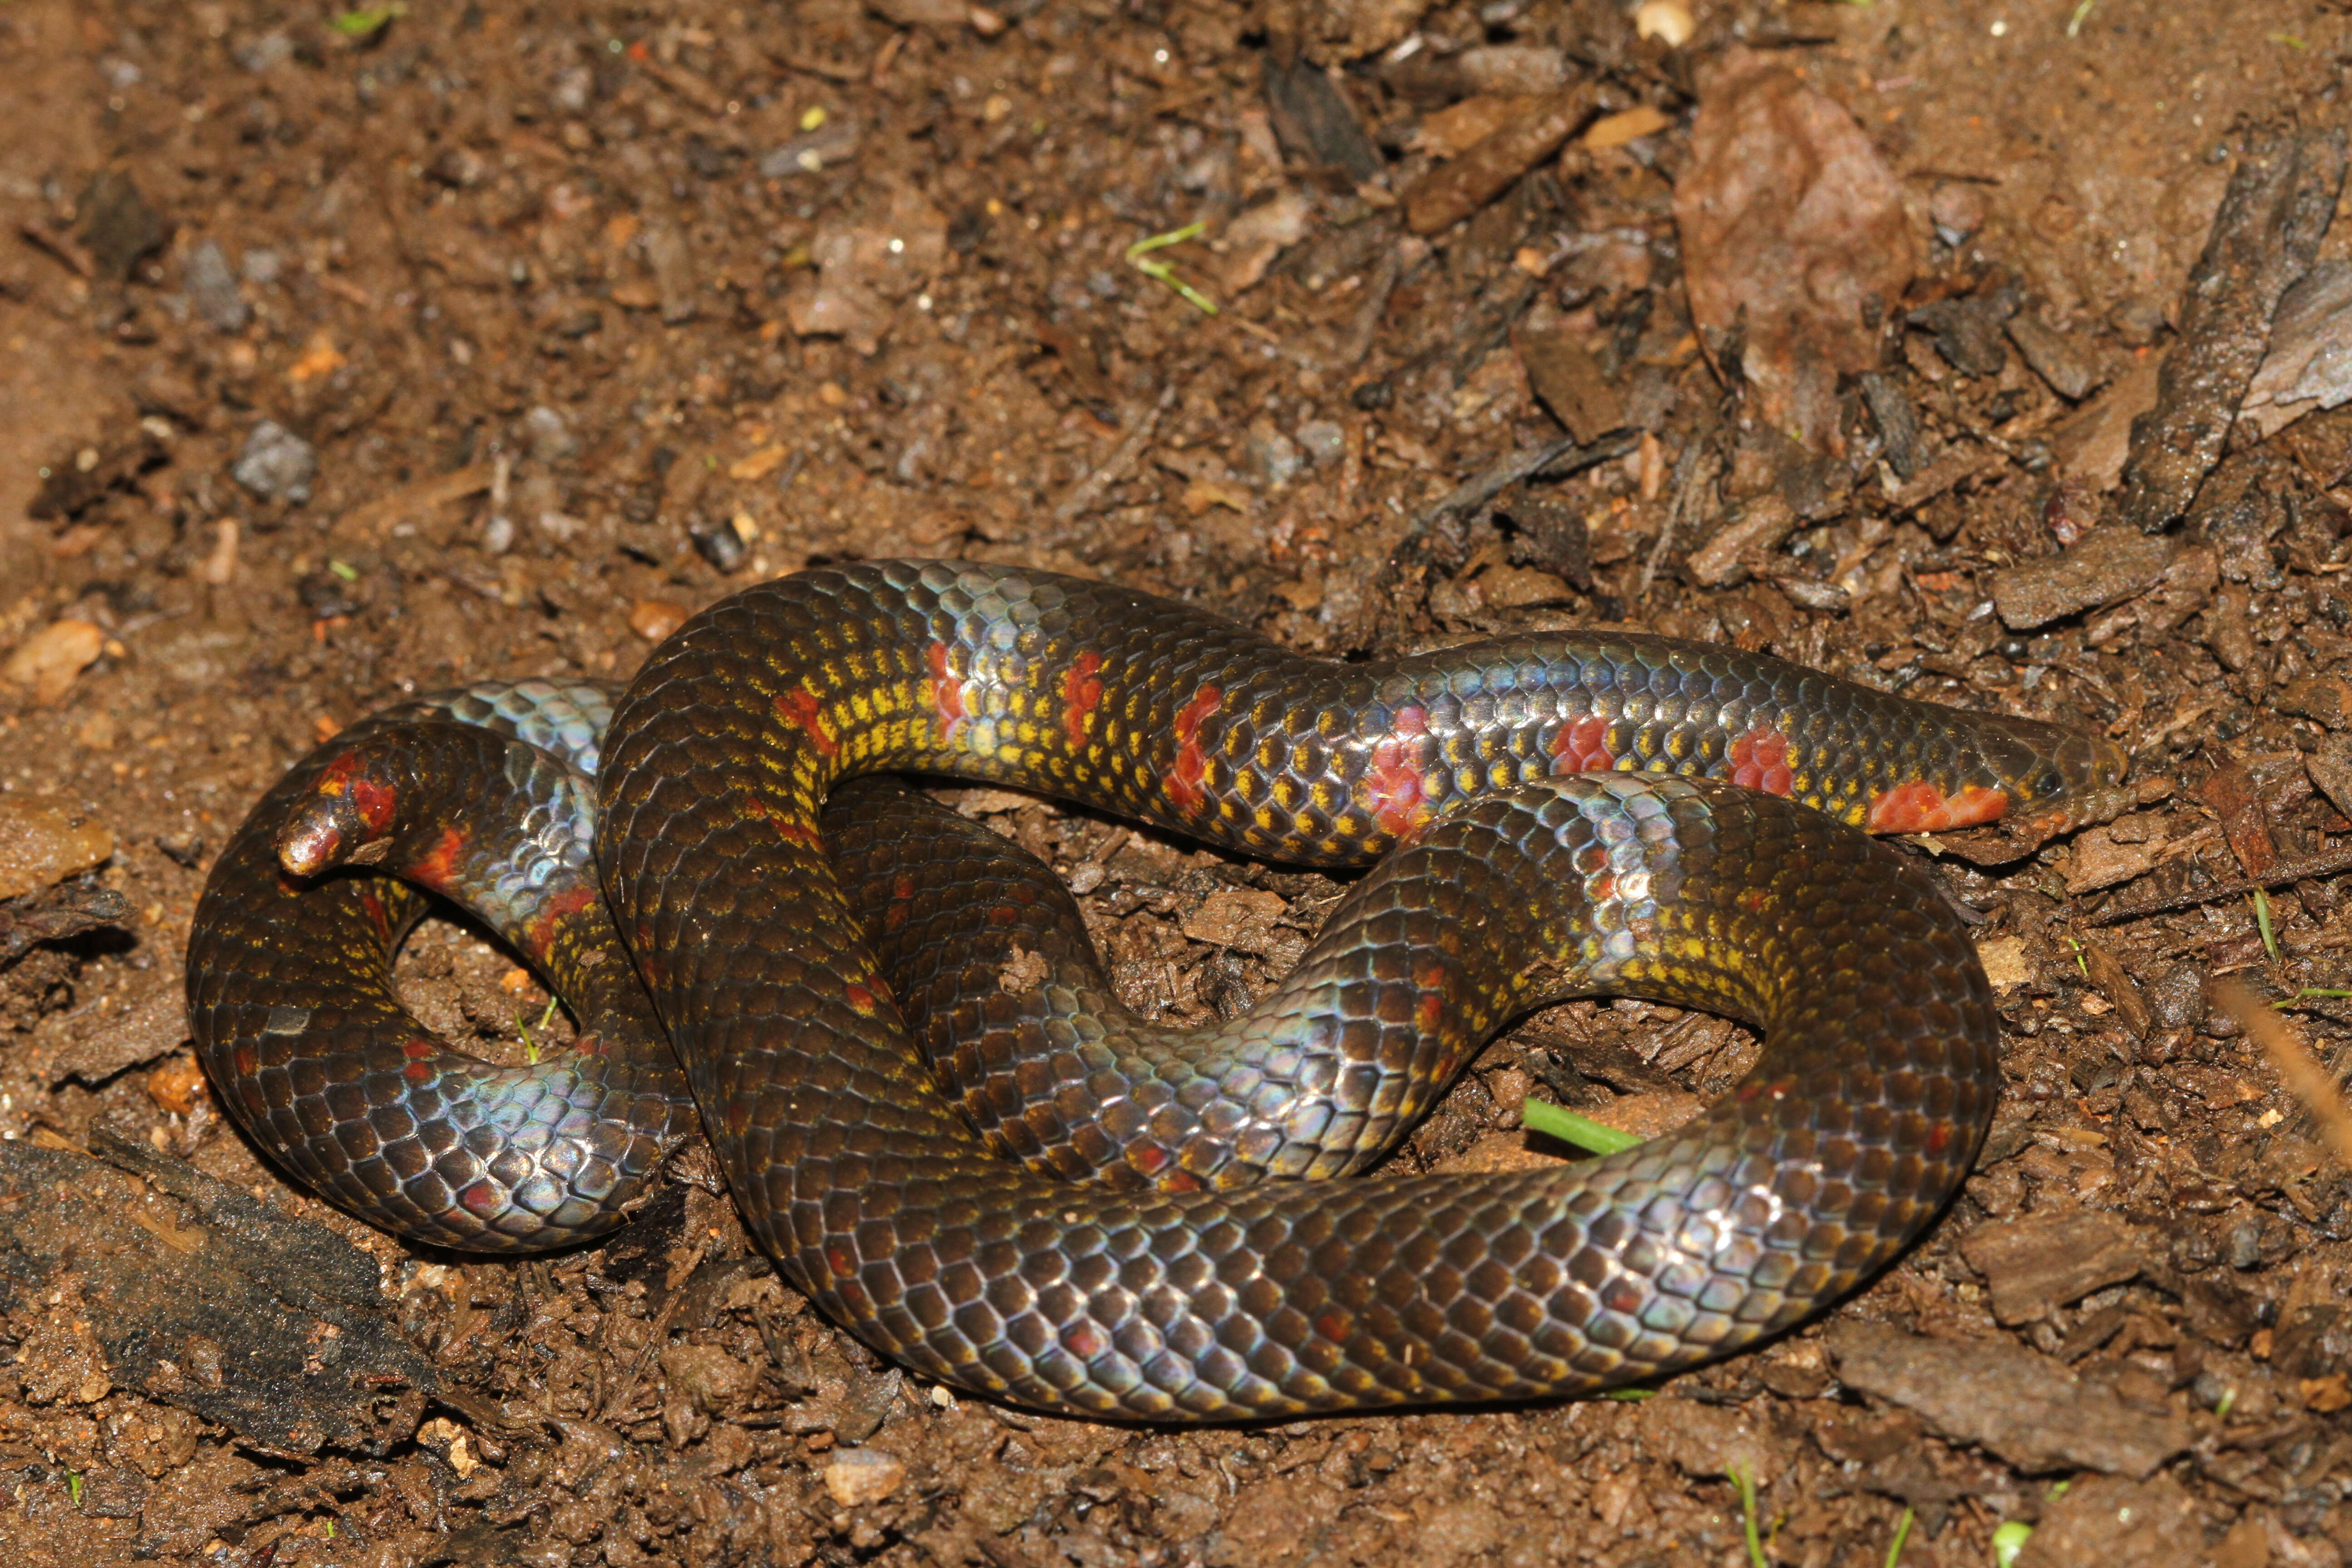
xmin=3 ymin=0 xmax=2351 ymax=1563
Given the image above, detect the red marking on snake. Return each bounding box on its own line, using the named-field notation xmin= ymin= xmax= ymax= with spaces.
xmin=1550 ymin=714 xmax=1617 ymax=774
xmin=1366 ymin=706 xmax=1433 ymax=837
xmin=1864 ymin=782 xmax=2008 ymax=833
xmin=402 ymin=1038 xmax=435 ymax=1061
xmin=523 ymin=884 xmax=600 ymax=950
xmin=845 ymin=981 xmax=882 ymax=1016
xmin=354 ymin=885 xmax=394 ymax=938
xmin=404 ymin=825 xmax=468 ymax=892
xmin=1415 ymin=993 xmax=1445 ymax=1032
xmin=234 ymin=1046 xmax=258 ymax=1078
xmin=1924 ymin=1121 xmax=1954 ymax=1156
xmin=1729 ymin=727 xmax=1794 ymax=797
xmin=458 ymin=1180 xmax=500 ymax=1215
xmin=1060 ymin=652 xmax=1104 ymax=745
xmin=926 ymin=642 xmax=968 ymax=744
xmin=740 ymin=795 xmax=821 ymax=848
xmin=1166 ymin=684 xmax=1222 ymax=815
xmin=1064 ymin=1323 xmax=1106 ymax=1359
xmin=774 ymin=687 xmax=839 ymax=759
xmin=826 ymin=1245 xmax=858 ymax=1279
xmin=404 ymin=1060 xmax=433 ymax=1084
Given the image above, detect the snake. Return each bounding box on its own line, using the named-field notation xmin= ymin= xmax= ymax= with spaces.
xmin=188 ymin=560 xmax=2128 ymax=1420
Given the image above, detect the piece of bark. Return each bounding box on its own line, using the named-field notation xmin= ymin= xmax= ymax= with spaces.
xmin=1685 ymin=495 xmax=1796 ymax=588
xmin=2310 ymin=736 xmax=2352 ymax=819
xmin=1959 ymin=1211 xmax=2149 ymax=1324
xmin=1262 ymin=57 xmax=1383 ymax=185
xmin=2006 ymin=312 xmax=2104 ymax=401
xmin=2120 ymin=130 xmax=2349 ymax=531
xmin=0 ymin=1133 xmax=438 ymax=1456
xmin=1403 ymin=86 xmax=1592 ymax=235
xmin=1858 ymin=372 xmax=1926 ymax=479
xmin=1827 ymin=1322 xmax=2191 ymax=1477
xmin=1989 ymin=527 xmax=2176 ymax=630
xmin=1516 ymin=321 xmax=1624 ymax=443
xmin=2077 ymin=940 xmax=2154 ymax=1039
xmin=2197 ymin=758 xmax=2279 ymax=880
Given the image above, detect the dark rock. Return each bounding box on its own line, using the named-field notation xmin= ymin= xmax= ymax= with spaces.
xmin=77 ymin=169 xmax=167 ymax=280
xmin=1859 ymin=372 xmax=1926 ymax=479
xmin=182 ymin=238 xmax=251 ymax=332
xmin=1909 ymin=289 xmax=2014 ymax=378
xmin=1262 ymin=57 xmax=1383 ymax=186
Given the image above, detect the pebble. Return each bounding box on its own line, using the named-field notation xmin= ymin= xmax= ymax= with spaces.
xmin=183 ymin=238 xmax=250 ymax=332
xmin=147 ymin=1055 xmax=207 ymax=1117
xmin=232 ymin=420 xmax=316 ymax=503
xmin=2 ymin=618 xmax=106 ymax=704
xmin=525 ymin=405 xmax=579 ymax=464
xmin=0 ymin=794 xmax=113 ymax=899
xmin=629 ymin=599 xmax=691 ymax=642
xmin=1244 ymin=423 xmax=1304 ymax=488
xmin=2063 ymin=826 xmax=2160 ymax=894
xmin=1295 ymin=420 xmax=1346 ymax=466
xmin=822 ymin=1447 xmax=906 ymax=1506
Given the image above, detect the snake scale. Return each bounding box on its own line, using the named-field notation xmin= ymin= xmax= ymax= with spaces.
xmin=188 ymin=560 xmax=2126 ymax=1419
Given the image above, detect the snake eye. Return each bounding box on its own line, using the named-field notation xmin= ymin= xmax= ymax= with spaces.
xmin=2033 ymin=766 xmax=2065 ymax=797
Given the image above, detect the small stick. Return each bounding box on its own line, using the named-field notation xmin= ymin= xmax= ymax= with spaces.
xmin=1054 ymin=383 xmax=1178 ymax=524
xmin=2090 ymin=842 xmax=2352 ymax=925
xmin=2211 ymin=979 xmax=2352 ymax=1170
xmin=1638 ymin=440 xmax=1708 ymax=599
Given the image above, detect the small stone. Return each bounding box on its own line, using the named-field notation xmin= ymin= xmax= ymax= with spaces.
xmin=1245 ymin=423 xmax=1304 ymax=488
xmin=1928 ymin=182 xmax=1986 ymax=245
xmin=1295 ymin=420 xmax=1346 ymax=466
xmin=183 ymin=238 xmax=250 ymax=332
xmin=147 ymin=1056 xmax=207 ymax=1117
xmin=2006 ymin=313 xmax=2104 ymax=401
xmin=0 ymin=794 xmax=113 ymax=899
xmin=630 ymin=600 xmax=691 ymax=642
xmin=823 ymin=1447 xmax=906 ymax=1506
xmin=524 ymin=405 xmax=578 ymax=464
xmin=1632 ymin=0 xmax=1694 ymax=46
xmin=2 ymin=619 xmax=106 ymax=705
xmin=78 ymin=169 xmax=166 ymax=280
xmin=231 ymin=420 xmax=316 ymax=503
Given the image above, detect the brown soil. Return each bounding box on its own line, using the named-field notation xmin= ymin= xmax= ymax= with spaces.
xmin=2 ymin=2 xmax=2350 ymax=1565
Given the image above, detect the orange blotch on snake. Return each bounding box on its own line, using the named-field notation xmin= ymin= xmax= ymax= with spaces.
xmin=1729 ymin=727 xmax=1794 ymax=798
xmin=1415 ymin=993 xmax=1444 ymax=1032
xmin=457 ymin=1180 xmax=501 ymax=1215
xmin=845 ymin=982 xmax=883 ymax=1015
xmin=1550 ymin=714 xmax=1617 ymax=774
xmin=404 ymin=824 xmax=468 ymax=892
xmin=1365 ymin=705 xmax=1433 ymax=837
xmin=1864 ymin=781 xmax=2007 ymax=833
xmin=774 ymin=687 xmax=840 ymax=759
xmin=1166 ymin=684 xmax=1222 ymax=814
xmin=1060 ymin=652 xmax=1104 ymax=745
xmin=926 ymin=642 xmax=968 ymax=743
xmin=741 ymin=795 xmax=821 ymax=848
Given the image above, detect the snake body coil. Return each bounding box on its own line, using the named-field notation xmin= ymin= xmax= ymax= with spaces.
xmin=191 ymin=561 xmax=2125 ymax=1419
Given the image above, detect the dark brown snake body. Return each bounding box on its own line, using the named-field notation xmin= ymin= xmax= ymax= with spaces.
xmin=188 ymin=561 xmax=2126 ymax=1419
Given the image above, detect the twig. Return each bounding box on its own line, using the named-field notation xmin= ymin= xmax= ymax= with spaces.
xmin=1412 ymin=430 xmax=1641 ymax=532
xmin=2089 ymin=841 xmax=2352 ymax=925
xmin=2211 ymin=979 xmax=2352 ymax=1170
xmin=1053 ymin=383 xmax=1178 ymax=524
xmin=1638 ymin=439 xmax=1709 ymax=599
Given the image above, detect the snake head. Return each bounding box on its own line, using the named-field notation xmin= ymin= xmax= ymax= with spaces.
xmin=1967 ymin=720 xmax=2135 ymax=836
xmin=276 ymin=753 xmax=401 ymax=877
